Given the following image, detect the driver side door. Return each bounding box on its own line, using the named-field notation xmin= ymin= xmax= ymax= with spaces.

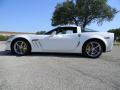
xmin=41 ymin=27 xmax=80 ymax=51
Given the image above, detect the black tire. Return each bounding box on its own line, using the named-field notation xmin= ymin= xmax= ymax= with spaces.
xmin=82 ymin=40 xmax=103 ymax=58
xmin=11 ymin=39 xmax=31 ymax=55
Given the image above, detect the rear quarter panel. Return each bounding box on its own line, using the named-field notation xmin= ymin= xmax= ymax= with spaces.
xmin=75 ymin=32 xmax=113 ymax=53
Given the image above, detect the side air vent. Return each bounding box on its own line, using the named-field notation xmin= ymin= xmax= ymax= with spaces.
xmin=32 ymin=39 xmax=41 ymax=48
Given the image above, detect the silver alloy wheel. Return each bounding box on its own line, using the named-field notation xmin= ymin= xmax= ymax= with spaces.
xmin=13 ymin=41 xmax=28 ymax=55
xmin=85 ymin=41 xmax=102 ymax=57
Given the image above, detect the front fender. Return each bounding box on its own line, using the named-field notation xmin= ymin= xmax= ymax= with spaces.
xmin=6 ymin=35 xmax=32 ymax=51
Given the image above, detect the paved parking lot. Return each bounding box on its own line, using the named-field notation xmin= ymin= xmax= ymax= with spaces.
xmin=0 ymin=42 xmax=120 ymax=90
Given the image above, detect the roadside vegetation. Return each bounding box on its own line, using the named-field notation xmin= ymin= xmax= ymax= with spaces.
xmin=108 ymin=28 xmax=120 ymax=44
xmin=36 ymin=31 xmax=46 ymax=35
xmin=114 ymin=41 xmax=120 ymax=45
xmin=0 ymin=35 xmax=9 ymax=41
xmin=108 ymin=28 xmax=120 ymax=41
xmin=108 ymin=28 xmax=120 ymax=46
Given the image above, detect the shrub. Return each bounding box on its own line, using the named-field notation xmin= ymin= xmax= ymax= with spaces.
xmin=0 ymin=35 xmax=9 ymax=41
xmin=36 ymin=31 xmax=46 ymax=35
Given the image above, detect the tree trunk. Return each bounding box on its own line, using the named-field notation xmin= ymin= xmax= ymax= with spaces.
xmin=82 ymin=17 xmax=87 ymax=28
xmin=82 ymin=23 xmax=87 ymax=28
xmin=73 ymin=18 xmax=78 ymax=26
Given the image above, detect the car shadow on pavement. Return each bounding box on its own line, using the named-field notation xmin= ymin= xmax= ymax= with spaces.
xmin=0 ymin=51 xmax=88 ymax=58
xmin=0 ymin=51 xmax=12 ymax=56
xmin=28 ymin=52 xmax=85 ymax=58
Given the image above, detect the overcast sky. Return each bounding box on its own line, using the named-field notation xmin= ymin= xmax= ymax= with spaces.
xmin=0 ymin=0 xmax=120 ymax=32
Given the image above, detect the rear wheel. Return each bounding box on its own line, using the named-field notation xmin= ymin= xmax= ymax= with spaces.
xmin=83 ymin=41 xmax=103 ymax=58
xmin=11 ymin=39 xmax=31 ymax=55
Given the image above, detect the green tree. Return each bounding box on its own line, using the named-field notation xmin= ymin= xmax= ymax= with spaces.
xmin=36 ymin=31 xmax=46 ymax=35
xmin=52 ymin=0 xmax=117 ymax=28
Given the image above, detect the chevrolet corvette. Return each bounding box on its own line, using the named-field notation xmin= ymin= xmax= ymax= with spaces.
xmin=5 ymin=26 xmax=114 ymax=58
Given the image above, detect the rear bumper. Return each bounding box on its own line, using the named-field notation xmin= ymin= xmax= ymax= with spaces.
xmin=105 ymin=41 xmax=114 ymax=52
xmin=106 ymin=45 xmax=113 ymax=52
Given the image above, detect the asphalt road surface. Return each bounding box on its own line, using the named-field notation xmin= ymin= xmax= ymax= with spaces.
xmin=0 ymin=42 xmax=120 ymax=90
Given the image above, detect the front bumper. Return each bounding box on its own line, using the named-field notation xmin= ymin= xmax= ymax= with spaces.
xmin=5 ymin=41 xmax=11 ymax=51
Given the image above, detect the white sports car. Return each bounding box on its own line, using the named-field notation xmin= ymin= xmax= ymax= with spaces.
xmin=5 ymin=26 xmax=114 ymax=58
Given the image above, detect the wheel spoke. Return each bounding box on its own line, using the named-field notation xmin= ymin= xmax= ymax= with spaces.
xmin=20 ymin=42 xmax=24 ymax=47
xmin=91 ymin=49 xmax=95 ymax=55
xmin=19 ymin=48 xmax=23 ymax=54
xmin=93 ymin=45 xmax=100 ymax=50
xmin=16 ymin=43 xmax=21 ymax=48
xmin=90 ymin=42 xmax=94 ymax=48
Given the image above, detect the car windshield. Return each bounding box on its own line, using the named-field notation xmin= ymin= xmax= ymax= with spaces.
xmin=82 ymin=28 xmax=98 ymax=32
xmin=45 ymin=27 xmax=59 ymax=35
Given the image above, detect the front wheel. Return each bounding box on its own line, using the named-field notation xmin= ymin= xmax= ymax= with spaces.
xmin=83 ymin=41 xmax=103 ymax=58
xmin=11 ymin=39 xmax=31 ymax=55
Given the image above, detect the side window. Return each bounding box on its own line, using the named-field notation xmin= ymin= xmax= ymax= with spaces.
xmin=66 ymin=30 xmax=73 ymax=34
xmin=57 ymin=27 xmax=77 ymax=35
